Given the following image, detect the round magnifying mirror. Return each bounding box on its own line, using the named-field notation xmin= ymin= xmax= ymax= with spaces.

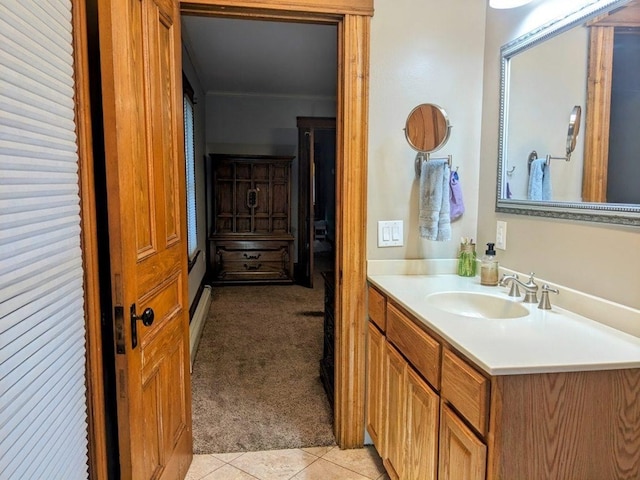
xmin=566 ymin=105 xmax=581 ymax=157
xmin=405 ymin=103 xmax=451 ymax=153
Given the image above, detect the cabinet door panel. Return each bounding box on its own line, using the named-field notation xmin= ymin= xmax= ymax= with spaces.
xmin=366 ymin=323 xmax=385 ymax=450
xmin=384 ymin=343 xmax=406 ymax=479
xmin=439 ymin=405 xmax=486 ymax=480
xmin=406 ymin=368 xmax=439 ymax=480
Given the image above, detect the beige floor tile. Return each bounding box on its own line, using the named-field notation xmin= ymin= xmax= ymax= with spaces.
xmin=291 ymin=458 xmax=371 ymax=480
xmin=186 ymin=455 xmax=226 ymax=480
xmin=202 ymin=464 xmax=260 ymax=480
xmin=213 ymin=452 xmax=246 ymax=463
xmin=229 ymin=449 xmax=318 ymax=480
xmin=320 ymin=446 xmax=385 ymax=479
xmin=300 ymin=445 xmax=335 ymax=457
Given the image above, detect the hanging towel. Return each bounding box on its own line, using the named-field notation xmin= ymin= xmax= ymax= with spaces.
xmin=527 ymin=158 xmax=546 ymax=201
xmin=449 ymin=170 xmax=465 ymax=221
xmin=419 ymin=158 xmax=451 ymax=241
xmin=542 ymin=163 xmax=552 ymax=201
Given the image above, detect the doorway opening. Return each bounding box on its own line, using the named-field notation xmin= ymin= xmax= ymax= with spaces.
xmin=182 ymin=14 xmax=339 ymax=453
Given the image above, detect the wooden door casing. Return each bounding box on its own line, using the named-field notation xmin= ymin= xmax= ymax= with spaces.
xmin=98 ymin=0 xmax=192 ymax=478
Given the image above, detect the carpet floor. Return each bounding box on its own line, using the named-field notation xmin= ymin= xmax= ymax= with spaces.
xmin=191 ymin=265 xmax=336 ymax=454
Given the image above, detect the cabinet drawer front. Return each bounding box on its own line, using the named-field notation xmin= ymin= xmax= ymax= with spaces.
xmin=441 ymin=349 xmax=490 ymax=436
xmin=368 ymin=285 xmax=386 ymax=331
xmin=386 ymin=302 xmax=441 ymax=390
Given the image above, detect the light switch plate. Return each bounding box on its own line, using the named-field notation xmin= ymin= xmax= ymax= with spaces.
xmin=496 ymin=220 xmax=507 ymax=250
xmin=378 ymin=220 xmax=403 ymax=247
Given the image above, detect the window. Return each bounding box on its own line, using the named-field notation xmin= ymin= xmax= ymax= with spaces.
xmin=183 ymin=81 xmax=197 ymax=262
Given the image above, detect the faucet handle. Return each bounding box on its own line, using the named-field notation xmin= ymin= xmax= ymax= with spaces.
xmin=538 ymin=284 xmax=559 ymax=310
xmin=527 ymin=272 xmax=536 ymax=283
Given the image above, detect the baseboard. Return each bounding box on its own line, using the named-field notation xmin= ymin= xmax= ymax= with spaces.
xmin=190 ymin=285 xmax=212 ymax=372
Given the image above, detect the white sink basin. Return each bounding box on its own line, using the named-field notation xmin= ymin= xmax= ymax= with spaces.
xmin=426 ymin=291 xmax=529 ymax=319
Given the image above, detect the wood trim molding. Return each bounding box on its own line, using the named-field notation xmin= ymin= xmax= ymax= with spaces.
xmin=583 ymin=26 xmax=614 ymax=202
xmin=72 ymin=0 xmax=109 ymax=478
xmin=181 ymin=0 xmax=373 ymax=16
xmin=333 ymin=13 xmax=370 ymax=448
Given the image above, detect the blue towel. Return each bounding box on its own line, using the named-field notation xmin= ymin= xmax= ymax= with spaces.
xmin=527 ymin=158 xmax=545 ymax=201
xmin=419 ymin=158 xmax=451 ymax=241
xmin=542 ymin=163 xmax=552 ymax=201
xmin=449 ymin=170 xmax=464 ymax=221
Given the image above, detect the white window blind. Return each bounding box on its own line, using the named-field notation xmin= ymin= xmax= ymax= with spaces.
xmin=184 ymin=94 xmax=197 ymax=259
xmin=0 ymin=1 xmax=89 ymax=479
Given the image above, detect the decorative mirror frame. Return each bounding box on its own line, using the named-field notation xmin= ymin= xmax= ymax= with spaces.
xmin=495 ymin=0 xmax=640 ymax=226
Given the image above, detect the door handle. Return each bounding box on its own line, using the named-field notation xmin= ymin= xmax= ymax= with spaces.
xmin=130 ymin=304 xmax=155 ymax=349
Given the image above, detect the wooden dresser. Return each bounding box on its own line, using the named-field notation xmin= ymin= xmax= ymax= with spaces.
xmin=207 ymin=154 xmax=294 ymax=284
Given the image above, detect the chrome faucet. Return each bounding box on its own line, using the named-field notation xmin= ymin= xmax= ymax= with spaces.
xmin=499 ymin=273 xmax=520 ymax=297
xmin=500 ymin=272 xmax=539 ymax=303
xmin=538 ymin=284 xmax=559 ymax=310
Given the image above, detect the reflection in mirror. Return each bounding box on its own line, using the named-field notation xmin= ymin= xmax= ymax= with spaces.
xmin=566 ymin=105 xmax=581 ymax=157
xmin=405 ymin=104 xmax=451 ymax=153
xmin=496 ymin=0 xmax=640 ymax=225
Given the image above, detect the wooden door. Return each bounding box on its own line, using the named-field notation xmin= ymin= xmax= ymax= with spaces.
xmin=405 ymin=368 xmax=439 ymax=480
xmin=98 ymin=0 xmax=192 ymax=478
xmin=296 ymin=117 xmax=336 ymax=288
xmin=438 ymin=405 xmax=486 ymax=480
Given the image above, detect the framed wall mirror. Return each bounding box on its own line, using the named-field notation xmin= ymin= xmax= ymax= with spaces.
xmin=496 ymin=0 xmax=640 ymax=226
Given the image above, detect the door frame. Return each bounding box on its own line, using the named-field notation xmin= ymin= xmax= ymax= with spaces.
xmin=78 ymin=1 xmax=371 ymax=477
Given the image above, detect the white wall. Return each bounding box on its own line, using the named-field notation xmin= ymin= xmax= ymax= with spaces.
xmin=478 ymin=0 xmax=640 ymax=309
xmin=183 ymin=46 xmax=208 ymax=308
xmin=368 ymin=0 xmax=487 ymax=260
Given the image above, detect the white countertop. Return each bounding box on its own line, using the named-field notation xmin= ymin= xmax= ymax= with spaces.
xmin=368 ymin=274 xmax=640 ymax=376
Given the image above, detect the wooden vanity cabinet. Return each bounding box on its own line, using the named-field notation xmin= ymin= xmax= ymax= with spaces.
xmin=367 ymin=283 xmax=640 ymax=480
xmin=366 ymin=293 xmax=490 ymax=480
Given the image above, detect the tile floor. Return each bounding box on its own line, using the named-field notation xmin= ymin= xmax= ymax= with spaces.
xmin=186 ymin=445 xmax=391 ymax=480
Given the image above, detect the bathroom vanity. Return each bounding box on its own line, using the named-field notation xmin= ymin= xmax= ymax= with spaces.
xmin=366 ymin=274 xmax=640 ymax=480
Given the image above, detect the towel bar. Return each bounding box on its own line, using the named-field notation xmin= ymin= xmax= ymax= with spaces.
xmin=415 ymin=153 xmax=452 ymax=177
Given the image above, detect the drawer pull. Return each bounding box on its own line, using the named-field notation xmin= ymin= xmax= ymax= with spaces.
xmin=244 ymin=253 xmax=261 ymax=260
xmin=244 ymin=263 xmax=262 ymax=271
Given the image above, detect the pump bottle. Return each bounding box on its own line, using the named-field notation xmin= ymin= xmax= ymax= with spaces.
xmin=480 ymin=242 xmax=499 ymax=286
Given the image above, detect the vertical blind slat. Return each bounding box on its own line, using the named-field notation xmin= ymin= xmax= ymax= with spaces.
xmin=0 ymin=1 xmax=89 ymax=479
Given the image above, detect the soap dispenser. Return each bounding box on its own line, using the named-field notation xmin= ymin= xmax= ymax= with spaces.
xmin=480 ymin=242 xmax=499 ymax=286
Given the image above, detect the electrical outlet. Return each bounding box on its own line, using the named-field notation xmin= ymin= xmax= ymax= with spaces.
xmin=496 ymin=221 xmax=507 ymax=250
xmin=378 ymin=220 xmax=403 ymax=247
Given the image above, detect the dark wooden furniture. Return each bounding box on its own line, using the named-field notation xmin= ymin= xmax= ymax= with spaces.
xmin=320 ymin=271 xmax=335 ymax=409
xmin=207 ymin=154 xmax=294 ymax=284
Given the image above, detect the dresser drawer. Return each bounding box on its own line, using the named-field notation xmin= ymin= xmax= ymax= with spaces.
xmin=441 ymin=349 xmax=490 ymax=436
xmin=217 ymin=247 xmax=288 ymax=263
xmin=386 ymin=301 xmax=441 ymax=390
xmin=209 ymin=235 xmax=293 ymax=284
xmin=368 ymin=285 xmax=386 ymax=331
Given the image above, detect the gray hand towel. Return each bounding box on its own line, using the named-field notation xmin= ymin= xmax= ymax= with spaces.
xmin=419 ymin=158 xmax=451 ymax=241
